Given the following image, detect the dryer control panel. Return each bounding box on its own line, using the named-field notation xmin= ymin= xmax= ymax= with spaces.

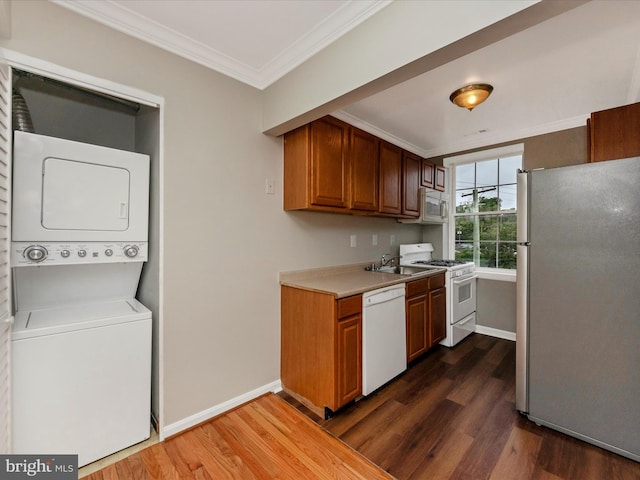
xmin=11 ymin=242 xmax=148 ymax=266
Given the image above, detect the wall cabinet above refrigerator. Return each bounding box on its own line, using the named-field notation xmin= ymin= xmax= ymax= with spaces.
xmin=588 ymin=101 xmax=640 ymax=163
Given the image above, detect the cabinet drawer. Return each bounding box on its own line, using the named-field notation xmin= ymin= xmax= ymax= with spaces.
xmin=428 ymin=273 xmax=445 ymax=290
xmin=406 ymin=278 xmax=429 ymax=297
xmin=337 ymin=295 xmax=362 ymax=319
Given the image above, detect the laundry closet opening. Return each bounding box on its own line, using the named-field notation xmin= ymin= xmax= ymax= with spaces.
xmin=10 ymin=66 xmax=163 ymax=460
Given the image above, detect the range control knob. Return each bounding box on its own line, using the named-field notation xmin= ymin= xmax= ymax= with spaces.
xmin=24 ymin=245 xmax=48 ymax=263
xmin=124 ymin=245 xmax=139 ymax=258
xmin=105 ymin=249 xmax=113 ymax=257
xmin=61 ymin=249 xmax=71 ymax=258
xmin=78 ymin=250 xmax=87 ymax=258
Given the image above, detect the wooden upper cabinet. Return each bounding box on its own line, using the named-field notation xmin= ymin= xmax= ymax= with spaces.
xmin=589 ymin=102 xmax=640 ymax=162
xmin=283 ymin=116 xmax=430 ymax=218
xmin=434 ymin=166 xmax=446 ymax=192
xmin=310 ymin=117 xmax=350 ymax=207
xmin=421 ymin=159 xmax=435 ymax=189
xmin=283 ymin=116 xmax=349 ymax=211
xmin=402 ymin=151 xmax=421 ymax=218
xmin=379 ymin=141 xmax=403 ymax=215
xmin=350 ymin=127 xmax=379 ymax=212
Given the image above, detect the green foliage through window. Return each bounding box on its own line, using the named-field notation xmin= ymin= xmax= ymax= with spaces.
xmin=454 ymin=155 xmax=521 ymax=269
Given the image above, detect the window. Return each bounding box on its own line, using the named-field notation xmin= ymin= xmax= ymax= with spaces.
xmin=446 ymin=146 xmax=522 ymax=269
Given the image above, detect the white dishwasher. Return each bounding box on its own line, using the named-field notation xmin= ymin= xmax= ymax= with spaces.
xmin=362 ymin=284 xmax=407 ymax=395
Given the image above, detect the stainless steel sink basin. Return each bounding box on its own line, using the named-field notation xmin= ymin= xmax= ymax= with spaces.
xmin=375 ymin=265 xmax=428 ymax=276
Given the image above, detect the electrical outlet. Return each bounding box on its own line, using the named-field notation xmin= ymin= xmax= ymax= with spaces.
xmin=350 ymin=234 xmax=357 ymax=248
xmin=265 ymin=178 xmax=274 ymax=194
xmin=372 ymin=234 xmax=378 ymax=246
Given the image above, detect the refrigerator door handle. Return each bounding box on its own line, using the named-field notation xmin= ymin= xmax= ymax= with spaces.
xmin=515 ymin=245 xmax=529 ymax=413
xmin=515 ymin=169 xmax=530 ymax=413
xmin=517 ymin=171 xmax=528 ymax=244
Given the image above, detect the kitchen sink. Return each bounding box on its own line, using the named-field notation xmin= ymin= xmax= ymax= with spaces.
xmin=374 ymin=265 xmax=428 ymax=276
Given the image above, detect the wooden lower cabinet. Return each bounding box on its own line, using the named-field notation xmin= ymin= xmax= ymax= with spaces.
xmin=337 ymin=315 xmax=362 ymax=406
xmin=281 ymin=286 xmax=362 ymax=417
xmin=430 ymin=286 xmax=447 ymax=345
xmin=406 ymin=278 xmax=430 ymax=362
xmin=405 ymin=273 xmax=446 ymax=363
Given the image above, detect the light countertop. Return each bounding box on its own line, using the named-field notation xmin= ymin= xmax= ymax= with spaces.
xmin=279 ymin=262 xmax=446 ymax=298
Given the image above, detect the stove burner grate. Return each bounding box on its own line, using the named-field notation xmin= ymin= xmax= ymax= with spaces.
xmin=413 ymin=259 xmax=468 ymax=267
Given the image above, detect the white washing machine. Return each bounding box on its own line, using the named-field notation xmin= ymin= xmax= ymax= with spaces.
xmin=11 ymin=299 xmax=151 ymax=467
xmin=10 ymin=131 xmax=152 ymax=467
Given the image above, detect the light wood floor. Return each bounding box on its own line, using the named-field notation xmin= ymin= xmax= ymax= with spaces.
xmin=85 ymin=333 xmax=640 ymax=480
xmin=83 ymin=393 xmax=394 ymax=480
xmin=282 ymin=334 xmax=640 ymax=480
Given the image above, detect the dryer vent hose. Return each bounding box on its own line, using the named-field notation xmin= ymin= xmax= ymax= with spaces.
xmin=12 ymin=89 xmax=35 ymax=133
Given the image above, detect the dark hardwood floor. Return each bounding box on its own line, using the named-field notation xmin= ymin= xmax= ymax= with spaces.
xmin=281 ymin=333 xmax=640 ymax=480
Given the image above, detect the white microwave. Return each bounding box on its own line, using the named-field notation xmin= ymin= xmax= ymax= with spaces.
xmin=422 ymin=189 xmax=449 ymax=223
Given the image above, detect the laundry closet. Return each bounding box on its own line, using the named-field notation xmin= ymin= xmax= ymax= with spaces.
xmin=6 ymin=66 xmax=162 ymax=467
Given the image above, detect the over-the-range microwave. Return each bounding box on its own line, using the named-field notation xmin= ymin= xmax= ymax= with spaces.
xmin=399 ymin=188 xmax=449 ymax=224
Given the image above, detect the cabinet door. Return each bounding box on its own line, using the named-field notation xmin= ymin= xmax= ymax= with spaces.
xmin=406 ymin=293 xmax=428 ymax=363
xmin=402 ymin=151 xmax=421 ymax=217
xmin=589 ymin=102 xmax=640 ymax=162
xmin=310 ymin=117 xmax=349 ymax=208
xmin=421 ymin=159 xmax=435 ymax=189
xmin=337 ymin=315 xmax=362 ymax=407
xmin=379 ymin=141 xmax=402 ymax=215
xmin=430 ymin=287 xmax=447 ymax=346
xmin=434 ymin=166 xmax=446 ymax=192
xmin=350 ymin=128 xmax=379 ymax=212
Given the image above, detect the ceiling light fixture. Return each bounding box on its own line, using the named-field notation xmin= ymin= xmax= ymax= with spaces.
xmin=449 ymin=83 xmax=493 ymax=111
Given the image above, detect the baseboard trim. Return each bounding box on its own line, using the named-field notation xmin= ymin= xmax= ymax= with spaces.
xmin=475 ymin=325 xmax=516 ymax=342
xmin=162 ymin=380 xmax=282 ymax=438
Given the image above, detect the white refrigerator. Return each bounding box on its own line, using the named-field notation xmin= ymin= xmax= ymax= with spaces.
xmin=516 ymin=157 xmax=640 ymax=462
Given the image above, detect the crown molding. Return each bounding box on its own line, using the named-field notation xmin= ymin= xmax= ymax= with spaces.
xmin=51 ymin=0 xmax=391 ymax=90
xmin=335 ymin=109 xmax=589 ymax=159
xmin=331 ymin=110 xmax=429 ymax=157
xmin=421 ymin=114 xmax=589 ymax=158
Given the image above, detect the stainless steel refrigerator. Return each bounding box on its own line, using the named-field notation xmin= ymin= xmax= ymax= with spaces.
xmin=516 ymin=157 xmax=640 ymax=462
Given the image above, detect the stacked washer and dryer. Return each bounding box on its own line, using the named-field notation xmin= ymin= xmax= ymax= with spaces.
xmin=10 ymin=131 xmax=152 ymax=467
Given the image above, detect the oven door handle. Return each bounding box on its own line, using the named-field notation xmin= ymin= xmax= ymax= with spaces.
xmin=453 ymin=275 xmax=477 ymax=285
xmin=458 ymin=314 xmax=476 ymax=326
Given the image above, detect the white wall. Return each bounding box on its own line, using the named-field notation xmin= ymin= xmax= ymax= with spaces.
xmin=1 ymin=1 xmax=423 ymax=427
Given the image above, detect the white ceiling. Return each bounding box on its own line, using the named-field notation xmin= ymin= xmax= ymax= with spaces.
xmin=53 ymin=0 xmax=391 ymax=89
xmin=54 ymin=0 xmax=640 ymax=158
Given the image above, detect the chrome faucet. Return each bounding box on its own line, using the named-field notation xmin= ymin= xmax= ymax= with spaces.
xmin=381 ymin=254 xmax=402 ymax=267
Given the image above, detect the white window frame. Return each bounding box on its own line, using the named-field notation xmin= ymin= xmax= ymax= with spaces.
xmin=444 ymin=144 xmax=524 ymax=282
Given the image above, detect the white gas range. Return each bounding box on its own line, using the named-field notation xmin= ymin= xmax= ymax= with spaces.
xmin=399 ymin=243 xmax=477 ymax=347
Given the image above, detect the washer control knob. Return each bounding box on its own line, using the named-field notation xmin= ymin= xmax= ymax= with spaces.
xmin=78 ymin=250 xmax=87 ymax=258
xmin=24 ymin=245 xmax=48 ymax=263
xmin=124 ymin=245 xmax=139 ymax=258
xmin=105 ymin=249 xmax=113 ymax=257
xmin=61 ymin=249 xmax=71 ymax=258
